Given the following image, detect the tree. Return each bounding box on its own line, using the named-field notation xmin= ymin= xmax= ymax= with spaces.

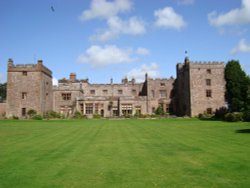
xmin=225 ymin=60 xmax=250 ymax=112
xmin=0 ymin=82 xmax=7 ymax=102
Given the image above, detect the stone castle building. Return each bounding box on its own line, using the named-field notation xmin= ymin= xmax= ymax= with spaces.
xmin=6 ymin=55 xmax=226 ymax=118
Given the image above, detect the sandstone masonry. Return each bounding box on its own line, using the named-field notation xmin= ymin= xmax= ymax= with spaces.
xmin=6 ymin=56 xmax=226 ymax=118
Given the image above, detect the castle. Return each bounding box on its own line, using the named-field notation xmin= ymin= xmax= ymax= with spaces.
xmin=5 ymin=56 xmax=226 ymax=118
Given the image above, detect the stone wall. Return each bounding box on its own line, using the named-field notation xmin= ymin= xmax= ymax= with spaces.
xmin=0 ymin=103 xmax=6 ymax=118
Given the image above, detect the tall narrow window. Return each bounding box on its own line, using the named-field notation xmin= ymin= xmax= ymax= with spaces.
xmin=206 ymin=90 xmax=212 ymax=97
xmin=22 ymin=108 xmax=26 ymax=116
xmin=206 ymin=79 xmax=211 ymax=86
xmin=22 ymin=92 xmax=27 ymax=99
xmin=85 ymin=103 xmax=93 ymax=114
xmin=22 ymin=71 xmax=27 ymax=76
xmin=207 ymin=69 xmax=211 ymax=74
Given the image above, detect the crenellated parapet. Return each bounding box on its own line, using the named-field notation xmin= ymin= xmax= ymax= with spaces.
xmin=7 ymin=59 xmax=52 ymax=77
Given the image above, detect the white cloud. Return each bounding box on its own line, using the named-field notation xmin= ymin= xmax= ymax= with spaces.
xmin=91 ymin=16 xmax=146 ymax=41
xmin=177 ymin=0 xmax=194 ymax=5
xmin=77 ymin=45 xmax=136 ymax=68
xmin=154 ymin=7 xmax=187 ymax=29
xmin=53 ymin=78 xmax=58 ymax=86
xmin=0 ymin=73 xmax=6 ymax=83
xmin=231 ymin=39 xmax=250 ymax=54
xmin=126 ymin=63 xmax=160 ymax=82
xmin=208 ymin=0 xmax=250 ymax=27
xmin=79 ymin=0 xmax=132 ymax=21
xmin=136 ymin=47 xmax=150 ymax=56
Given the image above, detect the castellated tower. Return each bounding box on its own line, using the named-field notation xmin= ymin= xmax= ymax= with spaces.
xmin=6 ymin=59 xmax=53 ymax=118
xmin=176 ymin=55 xmax=226 ymax=117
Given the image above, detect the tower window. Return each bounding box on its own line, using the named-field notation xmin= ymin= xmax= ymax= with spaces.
xmin=206 ymin=90 xmax=212 ymax=97
xmin=22 ymin=108 xmax=26 ymax=116
xmin=90 ymin=90 xmax=95 ymax=95
xmin=22 ymin=71 xmax=27 ymax=76
xmin=206 ymin=108 xmax=213 ymax=114
xmin=206 ymin=79 xmax=211 ymax=86
xmin=21 ymin=92 xmax=27 ymax=99
xmin=207 ymin=69 xmax=211 ymax=74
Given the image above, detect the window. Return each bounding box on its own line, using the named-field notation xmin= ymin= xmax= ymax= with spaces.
xmin=121 ymin=104 xmax=132 ymax=116
xmin=206 ymin=79 xmax=211 ymax=86
xmin=22 ymin=108 xmax=26 ymax=116
xmin=206 ymin=90 xmax=212 ymax=97
xmin=22 ymin=71 xmax=27 ymax=76
xmin=206 ymin=108 xmax=213 ymax=114
xmin=160 ymin=83 xmax=165 ymax=86
xmin=90 ymin=90 xmax=95 ymax=95
xmin=62 ymin=93 xmax=71 ymax=100
xmin=118 ymin=90 xmax=123 ymax=95
xmin=135 ymin=106 xmax=141 ymax=115
xmin=21 ymin=92 xmax=27 ymax=99
xmin=103 ymin=90 xmax=108 ymax=95
xmin=85 ymin=103 xmax=93 ymax=114
xmin=207 ymin=69 xmax=211 ymax=74
xmin=159 ymin=90 xmax=167 ymax=98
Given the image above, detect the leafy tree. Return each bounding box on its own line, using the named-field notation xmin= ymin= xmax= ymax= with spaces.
xmin=0 ymin=82 xmax=7 ymax=102
xmin=225 ymin=60 xmax=250 ymax=112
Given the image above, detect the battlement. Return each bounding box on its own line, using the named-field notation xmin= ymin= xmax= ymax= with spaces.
xmin=7 ymin=59 xmax=52 ymax=77
xmin=190 ymin=61 xmax=224 ymax=65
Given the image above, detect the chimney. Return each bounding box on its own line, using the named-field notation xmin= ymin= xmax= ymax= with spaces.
xmin=70 ymin=73 xmax=76 ymax=82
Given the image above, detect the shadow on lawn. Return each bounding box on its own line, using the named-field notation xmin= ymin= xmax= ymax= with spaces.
xmin=235 ymin=129 xmax=250 ymax=134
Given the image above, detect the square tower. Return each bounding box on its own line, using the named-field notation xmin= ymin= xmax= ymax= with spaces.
xmin=176 ymin=58 xmax=226 ymax=117
xmin=6 ymin=59 xmax=53 ymax=118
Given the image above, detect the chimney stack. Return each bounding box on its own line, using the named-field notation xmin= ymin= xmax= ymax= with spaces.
xmin=70 ymin=73 xmax=76 ymax=82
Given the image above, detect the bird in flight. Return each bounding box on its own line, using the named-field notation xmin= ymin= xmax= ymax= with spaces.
xmin=51 ymin=6 xmax=55 ymax=12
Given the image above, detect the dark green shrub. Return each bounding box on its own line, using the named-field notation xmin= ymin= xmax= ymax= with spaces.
xmin=44 ymin=111 xmax=61 ymax=119
xmin=198 ymin=113 xmax=213 ymax=120
xmin=93 ymin=114 xmax=101 ymax=119
xmin=32 ymin=114 xmax=43 ymax=120
xmin=224 ymin=112 xmax=243 ymax=122
xmin=27 ymin=109 xmax=37 ymax=118
xmin=11 ymin=115 xmax=19 ymax=120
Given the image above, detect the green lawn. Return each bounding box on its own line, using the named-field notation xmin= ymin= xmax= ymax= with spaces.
xmin=0 ymin=119 xmax=250 ymax=188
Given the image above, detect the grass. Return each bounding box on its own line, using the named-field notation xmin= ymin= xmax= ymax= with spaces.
xmin=0 ymin=118 xmax=250 ymax=188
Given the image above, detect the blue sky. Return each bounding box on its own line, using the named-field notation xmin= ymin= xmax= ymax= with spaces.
xmin=1 ymin=0 xmax=250 ymax=84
